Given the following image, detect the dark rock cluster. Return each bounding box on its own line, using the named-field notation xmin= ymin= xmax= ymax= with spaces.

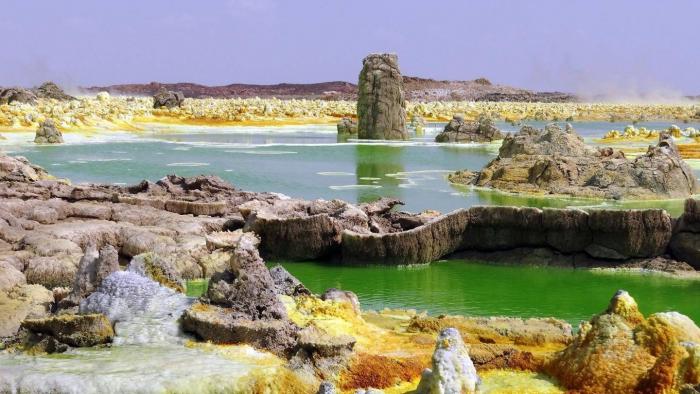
xmin=152 ymin=87 xmax=185 ymax=109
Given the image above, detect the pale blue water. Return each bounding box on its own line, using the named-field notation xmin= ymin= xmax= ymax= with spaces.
xmin=1 ymin=121 xmax=698 ymax=215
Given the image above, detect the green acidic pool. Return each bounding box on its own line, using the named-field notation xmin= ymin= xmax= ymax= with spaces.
xmin=272 ymin=260 xmax=700 ymax=324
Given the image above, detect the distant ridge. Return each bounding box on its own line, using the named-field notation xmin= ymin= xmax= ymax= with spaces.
xmin=80 ymin=77 xmax=578 ymax=103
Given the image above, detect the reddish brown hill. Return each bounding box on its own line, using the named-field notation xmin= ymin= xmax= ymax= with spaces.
xmin=80 ymin=77 xmax=578 ymax=102
xmin=80 ymin=81 xmax=357 ymax=100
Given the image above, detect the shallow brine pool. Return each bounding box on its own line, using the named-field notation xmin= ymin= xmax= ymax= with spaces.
xmin=275 ymin=259 xmax=700 ymax=324
xmin=2 ymin=120 xmax=698 ymax=215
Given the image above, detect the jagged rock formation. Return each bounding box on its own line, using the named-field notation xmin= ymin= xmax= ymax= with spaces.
xmin=34 ymin=119 xmax=64 ymax=144
xmin=152 ymin=87 xmax=185 ymax=109
xmin=450 ymin=124 xmax=699 ymax=199
xmin=336 ymin=117 xmax=358 ymax=136
xmin=414 ymin=328 xmax=480 ymax=394
xmin=182 ymin=232 xmax=299 ymax=356
xmin=34 ymin=82 xmax=75 ymax=101
xmin=546 ymin=290 xmax=700 ymax=393
xmin=357 ymin=54 xmax=407 ymax=140
xmin=0 ymin=87 xmax=37 ymax=105
xmin=435 ymin=114 xmax=503 ymax=143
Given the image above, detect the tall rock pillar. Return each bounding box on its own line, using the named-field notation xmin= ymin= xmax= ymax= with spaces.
xmin=357 ymin=53 xmax=407 ymax=140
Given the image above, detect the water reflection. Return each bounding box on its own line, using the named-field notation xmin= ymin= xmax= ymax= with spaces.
xmin=354 ymin=144 xmax=405 ymax=204
xmin=450 ymin=183 xmax=689 ymax=216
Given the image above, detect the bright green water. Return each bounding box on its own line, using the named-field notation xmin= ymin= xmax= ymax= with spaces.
xmin=273 ymin=260 xmax=700 ymax=324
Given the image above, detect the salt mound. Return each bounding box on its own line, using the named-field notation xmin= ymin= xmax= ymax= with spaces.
xmin=80 ymin=271 xmax=192 ymax=345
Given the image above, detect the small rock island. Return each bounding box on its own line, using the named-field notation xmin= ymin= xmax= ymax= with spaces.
xmin=449 ymin=123 xmax=699 ymax=199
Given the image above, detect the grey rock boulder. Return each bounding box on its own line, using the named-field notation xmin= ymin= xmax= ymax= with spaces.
xmin=34 ymin=120 xmax=64 ymax=144
xmin=153 ymin=87 xmax=185 ymax=109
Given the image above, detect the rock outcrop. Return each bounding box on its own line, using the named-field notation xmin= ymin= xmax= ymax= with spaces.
xmin=240 ymin=198 xmax=370 ymax=260
xmin=451 ymin=124 xmax=699 ymax=199
xmin=34 ymin=82 xmax=75 ymax=101
xmin=357 ymin=54 xmax=407 ymax=140
xmin=0 ymin=87 xmax=36 ymax=105
xmin=414 ymin=328 xmax=480 ymax=394
xmin=21 ymin=313 xmax=114 ymax=347
xmin=342 ymin=205 xmax=674 ymax=265
xmin=0 ymin=154 xmax=51 ymax=182
xmin=546 ymin=290 xmax=700 ymax=393
xmin=341 ymin=209 xmax=469 ymax=265
xmin=181 ymin=232 xmax=299 ymax=356
xmin=435 ymin=114 xmax=503 ymax=143
xmin=152 ymin=87 xmax=185 ymax=109
xmin=34 ymin=119 xmax=64 ymax=144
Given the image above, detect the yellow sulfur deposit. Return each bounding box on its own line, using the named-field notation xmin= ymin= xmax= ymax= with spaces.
xmin=3 ymin=95 xmax=700 ymax=132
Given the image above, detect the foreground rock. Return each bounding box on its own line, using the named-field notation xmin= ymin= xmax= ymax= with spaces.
xmin=153 ymin=87 xmax=185 ymax=109
xmin=450 ymin=124 xmax=699 ymax=199
xmin=182 ymin=232 xmax=299 ymax=356
xmin=21 ymin=313 xmax=114 ymax=347
xmin=0 ymin=154 xmax=52 ymax=182
xmin=414 ymin=328 xmax=480 ymax=394
xmin=34 ymin=119 xmax=64 ymax=144
xmin=435 ymin=114 xmax=503 ymax=143
xmin=546 ymin=290 xmax=700 ymax=393
xmin=357 ymin=54 xmax=407 ymax=140
xmin=0 ymin=285 xmax=53 ymax=338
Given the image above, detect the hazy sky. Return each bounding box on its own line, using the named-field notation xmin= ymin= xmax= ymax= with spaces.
xmin=2 ymin=0 xmax=699 ymax=96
